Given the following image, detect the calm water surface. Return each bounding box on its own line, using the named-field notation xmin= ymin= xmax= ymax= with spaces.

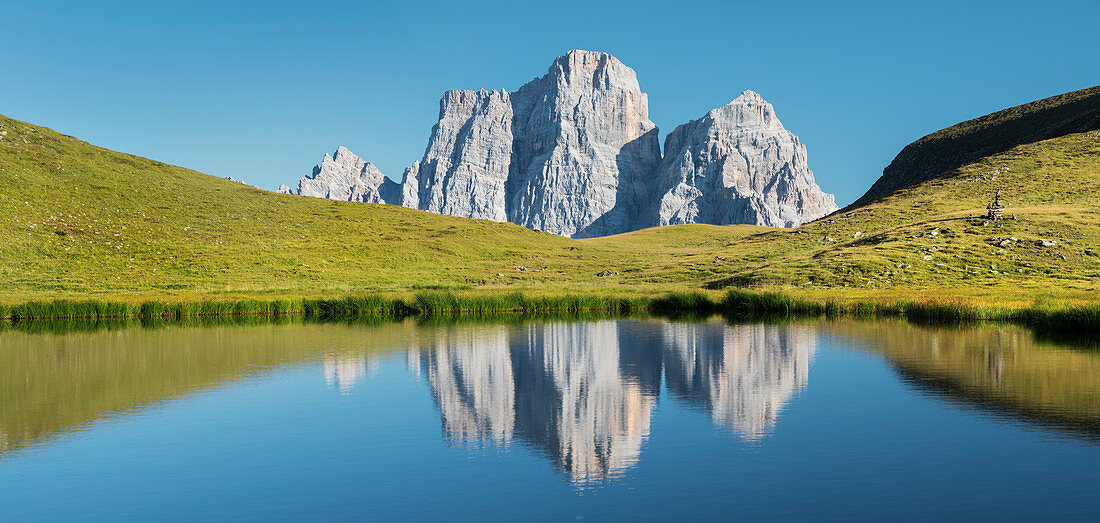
xmin=2 ymin=318 xmax=1099 ymax=520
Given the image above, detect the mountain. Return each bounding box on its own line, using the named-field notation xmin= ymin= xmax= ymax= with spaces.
xmin=287 ymin=50 xmax=835 ymax=237
xmin=851 ymin=85 xmax=1100 ymax=208
xmin=291 ymin=146 xmax=402 ymax=204
xmin=416 ymin=51 xmax=661 ymax=238
xmin=654 ymin=90 xmax=836 ymax=228
xmin=3 ymin=81 xmax=1098 ymax=303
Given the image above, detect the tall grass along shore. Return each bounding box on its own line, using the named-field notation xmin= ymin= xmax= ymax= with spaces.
xmin=2 ymin=290 xmax=1097 ymax=333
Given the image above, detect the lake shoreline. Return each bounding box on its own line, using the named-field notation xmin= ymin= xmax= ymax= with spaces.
xmin=2 ymin=289 xmax=1097 ymax=334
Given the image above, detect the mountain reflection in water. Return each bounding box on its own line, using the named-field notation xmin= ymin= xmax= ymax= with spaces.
xmin=4 ymin=317 xmax=1100 ymax=492
xmin=408 ymin=320 xmax=816 ymax=484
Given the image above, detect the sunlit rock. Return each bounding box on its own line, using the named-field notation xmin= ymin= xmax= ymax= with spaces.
xmin=297 ymin=146 xmax=402 ymax=204
xmin=653 ymin=91 xmax=837 ymax=227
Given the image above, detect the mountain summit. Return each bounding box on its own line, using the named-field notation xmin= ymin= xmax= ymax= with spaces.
xmin=295 ymin=147 xmax=402 ymax=204
xmin=654 ymin=90 xmax=836 ymax=228
xmin=288 ymin=50 xmax=837 ymax=237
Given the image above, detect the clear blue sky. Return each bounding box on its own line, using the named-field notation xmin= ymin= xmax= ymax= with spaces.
xmin=3 ymin=0 xmax=1097 ymax=205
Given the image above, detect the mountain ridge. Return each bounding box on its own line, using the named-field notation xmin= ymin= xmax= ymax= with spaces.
xmin=2 ymin=78 xmax=1098 ymax=306
xmin=287 ymin=50 xmax=837 ymax=237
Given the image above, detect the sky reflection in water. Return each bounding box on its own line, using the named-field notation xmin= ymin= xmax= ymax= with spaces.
xmin=2 ymin=318 xmax=1100 ymax=520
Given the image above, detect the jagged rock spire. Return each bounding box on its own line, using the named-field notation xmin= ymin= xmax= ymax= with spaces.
xmin=296 ymin=147 xmax=402 ymax=205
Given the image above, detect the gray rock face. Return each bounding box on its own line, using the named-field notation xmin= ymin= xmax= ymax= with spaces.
xmin=296 ymin=146 xmax=402 ymax=204
xmin=285 ymin=51 xmax=836 ymax=236
xmin=277 ymin=184 xmax=293 ymax=194
xmin=417 ymin=89 xmax=513 ymax=222
xmin=399 ymin=161 xmax=420 ymax=209
xmin=507 ymin=51 xmax=660 ymax=237
xmin=653 ymin=91 xmax=837 ymax=227
xmin=414 ymin=50 xmax=659 ymax=237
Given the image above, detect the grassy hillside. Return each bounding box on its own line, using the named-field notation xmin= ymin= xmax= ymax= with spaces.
xmin=851 ymin=84 xmax=1100 ymax=207
xmin=2 ymin=94 xmax=1099 ymax=310
xmin=0 ymin=113 xmax=763 ymax=301
xmin=696 ymin=129 xmax=1100 ymax=304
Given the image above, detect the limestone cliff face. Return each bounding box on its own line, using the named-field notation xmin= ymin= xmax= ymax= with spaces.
xmin=504 ymin=51 xmax=660 ymax=238
xmin=653 ymin=91 xmax=837 ymax=228
xmin=295 ymin=147 xmax=402 ymax=205
xmin=285 ymin=51 xmax=837 ymax=236
xmin=417 ymin=89 xmax=514 ymax=222
xmin=399 ymin=161 xmax=420 ymax=209
xmin=414 ymin=50 xmax=660 ymax=237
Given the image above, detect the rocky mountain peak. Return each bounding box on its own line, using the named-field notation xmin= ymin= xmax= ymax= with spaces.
xmin=409 ymin=49 xmax=660 ymax=237
xmin=557 ymin=49 xmax=618 ymax=66
xmin=654 ymin=90 xmax=837 ymax=228
xmin=296 ymin=146 xmax=401 ymax=205
xmin=542 ymin=50 xmax=651 ymax=129
xmin=283 ymin=51 xmax=836 ymax=236
xmin=550 ymin=50 xmax=629 ymax=85
xmin=705 ymin=90 xmax=781 ymax=131
xmin=437 ymin=89 xmax=509 ymax=118
xmin=732 ymin=89 xmax=763 ymax=102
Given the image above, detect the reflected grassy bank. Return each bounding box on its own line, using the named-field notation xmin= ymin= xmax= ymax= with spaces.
xmin=4 ymin=313 xmax=1100 ymax=462
xmin=0 ymin=320 xmax=424 ymax=457
xmin=826 ymin=320 xmax=1100 ymax=438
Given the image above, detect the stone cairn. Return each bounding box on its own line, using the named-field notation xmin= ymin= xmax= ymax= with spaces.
xmin=987 ymin=190 xmax=1005 ymax=221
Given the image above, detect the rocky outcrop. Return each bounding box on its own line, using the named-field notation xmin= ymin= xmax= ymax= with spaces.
xmin=284 ymin=50 xmax=838 ymax=236
xmin=652 ymin=91 xmax=837 ymax=227
xmin=506 ymin=51 xmax=660 ymax=237
xmin=416 ymin=89 xmax=514 ymax=222
xmin=294 ymin=147 xmax=402 ymax=204
xmin=399 ymin=161 xmax=420 ymax=209
xmin=413 ymin=50 xmax=660 ymax=237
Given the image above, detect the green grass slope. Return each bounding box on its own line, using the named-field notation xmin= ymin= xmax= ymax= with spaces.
xmin=697 ymin=130 xmax=1100 ymax=304
xmin=2 ymin=89 xmax=1099 ymax=310
xmin=0 ymin=114 xmax=760 ymax=301
xmin=851 ymin=84 xmax=1100 ymax=208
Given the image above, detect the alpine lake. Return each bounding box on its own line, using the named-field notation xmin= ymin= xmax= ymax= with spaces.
xmin=2 ymin=314 xmax=1099 ymax=520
